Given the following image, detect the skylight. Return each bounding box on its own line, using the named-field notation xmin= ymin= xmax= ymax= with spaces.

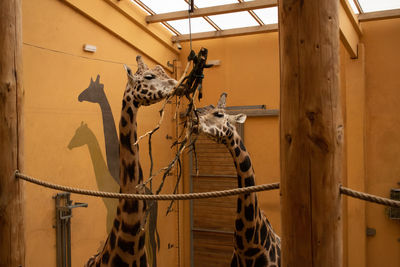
xmin=131 ymin=0 xmax=400 ymax=36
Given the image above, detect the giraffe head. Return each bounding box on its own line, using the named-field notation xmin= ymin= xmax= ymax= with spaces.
xmin=123 ymin=56 xmax=177 ymax=107
xmin=196 ymin=93 xmax=246 ymax=144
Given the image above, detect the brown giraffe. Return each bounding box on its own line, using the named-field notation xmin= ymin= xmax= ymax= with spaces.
xmin=195 ymin=93 xmax=281 ymax=267
xmin=85 ymin=56 xmax=177 ymax=267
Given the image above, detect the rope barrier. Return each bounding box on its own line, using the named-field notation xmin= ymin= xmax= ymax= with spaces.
xmin=340 ymin=186 xmax=400 ymax=208
xmin=15 ymin=171 xmax=400 ymax=207
xmin=14 ymin=171 xmax=279 ymax=200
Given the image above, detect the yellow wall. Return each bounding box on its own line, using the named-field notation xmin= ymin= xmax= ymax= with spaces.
xmin=178 ymin=18 xmax=400 ymax=267
xmin=21 ymin=0 xmax=400 ymax=266
xmin=22 ymin=0 xmax=180 ymax=266
xmin=362 ymin=18 xmax=400 ymax=267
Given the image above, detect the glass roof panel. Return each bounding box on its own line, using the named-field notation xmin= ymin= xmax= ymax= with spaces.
xmin=348 ymin=1 xmax=360 ymax=14
xmin=252 ymin=7 xmax=278 ymax=24
xmin=193 ymin=0 xmax=238 ymax=8
xmin=208 ymin=11 xmax=259 ymax=30
xmin=168 ymin=17 xmax=216 ymax=34
xmin=138 ymin=0 xmax=189 ymax=13
xmin=358 ymin=0 xmax=400 ymax=12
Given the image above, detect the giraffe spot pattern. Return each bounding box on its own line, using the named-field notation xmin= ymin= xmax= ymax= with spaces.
xmin=127 ymin=107 xmax=134 ymax=123
xmin=133 ymin=101 xmax=139 ymax=108
xmin=234 ymin=147 xmax=241 ymax=157
xmin=245 ymin=258 xmax=253 ymax=267
xmin=109 ymin=230 xmax=116 ymax=250
xmin=122 ymin=199 xmax=139 ymax=214
xmin=235 ymin=234 xmax=244 ymax=250
xmin=254 ymin=223 xmax=260 ymax=244
xmin=117 ymin=237 xmax=135 ymax=255
xmin=240 ymin=156 xmax=251 ymax=173
xmin=260 ymin=222 xmax=267 ymax=246
xmin=237 ymin=175 xmax=242 ymax=188
xmin=121 ymin=116 xmax=127 ymax=127
xmin=120 ymin=131 xmax=134 ymax=154
xmin=254 ymin=253 xmax=267 ymax=267
xmin=121 ymin=221 xmax=140 ymax=235
xmin=235 ymin=219 xmax=244 ymax=231
xmin=231 ymin=254 xmax=238 ymax=267
xmin=244 ymin=204 xmax=254 ymax=221
xmin=237 ymin=198 xmax=242 ymax=213
xmin=101 ymin=251 xmax=110 ymax=264
xmin=140 ymin=254 xmax=147 ymax=267
xmin=122 ymin=100 xmax=126 ymax=110
xmin=124 ymin=161 xmax=136 ymax=183
xmin=245 ymin=227 xmax=255 ymax=243
xmin=111 ymin=254 xmax=129 ymax=267
xmin=126 ymin=96 xmax=131 ymax=102
xmin=113 ymin=219 xmax=120 ymax=230
xmin=239 ymin=140 xmax=246 ymax=151
xmin=245 ymin=247 xmax=260 ymax=257
xmin=138 ymin=233 xmax=146 ymax=250
xmin=269 ymin=245 xmax=276 ymax=262
xmin=244 ymin=176 xmax=255 ymax=187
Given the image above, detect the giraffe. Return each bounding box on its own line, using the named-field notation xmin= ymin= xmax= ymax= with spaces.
xmin=68 ymin=122 xmax=119 ymax=233
xmin=85 ymin=55 xmax=177 ymax=267
xmin=195 ymin=93 xmax=281 ymax=267
xmin=77 ymin=76 xmax=160 ymax=266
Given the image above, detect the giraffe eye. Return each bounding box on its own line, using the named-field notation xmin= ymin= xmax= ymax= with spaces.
xmin=144 ymin=74 xmax=156 ymax=80
xmin=213 ymin=111 xmax=224 ymax=118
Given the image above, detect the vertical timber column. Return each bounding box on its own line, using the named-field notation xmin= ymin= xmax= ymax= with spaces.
xmin=279 ymin=0 xmax=343 ymax=266
xmin=0 ymin=0 xmax=25 ymax=266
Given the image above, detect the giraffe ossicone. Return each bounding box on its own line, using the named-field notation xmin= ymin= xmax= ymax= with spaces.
xmin=195 ymin=93 xmax=281 ymax=267
xmin=85 ymin=56 xmax=177 ymax=267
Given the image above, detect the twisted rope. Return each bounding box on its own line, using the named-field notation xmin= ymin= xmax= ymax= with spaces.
xmin=340 ymin=186 xmax=400 ymax=208
xmin=15 ymin=171 xmax=400 ymax=207
xmin=15 ymin=171 xmax=279 ymax=200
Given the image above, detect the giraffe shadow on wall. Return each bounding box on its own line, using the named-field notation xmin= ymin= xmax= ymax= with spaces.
xmin=76 ymin=75 xmax=160 ymax=266
xmin=68 ymin=122 xmax=119 ymax=233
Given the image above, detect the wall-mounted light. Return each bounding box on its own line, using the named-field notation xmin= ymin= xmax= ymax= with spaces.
xmin=208 ymin=60 xmax=221 ymax=66
xmin=83 ymin=44 xmax=97 ymax=53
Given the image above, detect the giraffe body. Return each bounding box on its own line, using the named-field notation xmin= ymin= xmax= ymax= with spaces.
xmin=85 ymin=56 xmax=177 ymax=267
xmin=196 ymin=93 xmax=281 ymax=267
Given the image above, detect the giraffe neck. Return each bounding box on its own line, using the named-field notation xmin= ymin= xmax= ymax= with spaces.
xmin=225 ymin=133 xmax=259 ymax=228
xmin=119 ymin=104 xmax=143 ymax=193
xmin=88 ymin=103 xmax=148 ymax=267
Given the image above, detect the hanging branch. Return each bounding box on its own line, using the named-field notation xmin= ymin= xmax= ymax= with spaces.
xmin=134 ymin=48 xmax=212 ymax=215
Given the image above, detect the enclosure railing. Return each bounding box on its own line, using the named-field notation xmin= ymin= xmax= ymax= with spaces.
xmin=15 ymin=171 xmax=400 ymax=208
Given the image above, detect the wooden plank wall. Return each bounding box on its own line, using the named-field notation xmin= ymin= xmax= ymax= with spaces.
xmin=191 ymin=134 xmax=238 ymax=266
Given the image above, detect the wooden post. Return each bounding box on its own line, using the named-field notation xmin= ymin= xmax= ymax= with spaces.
xmin=0 ymin=0 xmax=25 ymax=266
xmin=279 ymin=0 xmax=343 ymax=266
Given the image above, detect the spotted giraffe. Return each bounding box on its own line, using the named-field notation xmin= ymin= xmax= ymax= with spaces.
xmin=195 ymin=93 xmax=281 ymax=267
xmin=85 ymin=56 xmax=177 ymax=267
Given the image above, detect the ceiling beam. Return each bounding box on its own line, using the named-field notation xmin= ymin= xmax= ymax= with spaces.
xmin=358 ymin=8 xmax=400 ymax=22
xmin=171 ymin=24 xmax=278 ymax=42
xmin=146 ymin=0 xmax=277 ymax=23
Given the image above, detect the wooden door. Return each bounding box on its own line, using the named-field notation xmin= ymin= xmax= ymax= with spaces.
xmin=191 ymin=125 xmax=243 ymax=266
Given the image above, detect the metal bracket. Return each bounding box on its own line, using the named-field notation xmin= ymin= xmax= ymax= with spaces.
xmin=54 ymin=193 xmax=88 ymax=267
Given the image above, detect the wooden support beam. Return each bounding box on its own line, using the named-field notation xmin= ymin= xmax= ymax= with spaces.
xmin=0 ymin=0 xmax=25 ymax=266
xmin=172 ymin=24 xmax=278 ymax=42
xmin=279 ymin=0 xmax=343 ymax=267
xmin=146 ymin=0 xmax=277 ymax=23
xmin=358 ymin=8 xmax=400 ymax=22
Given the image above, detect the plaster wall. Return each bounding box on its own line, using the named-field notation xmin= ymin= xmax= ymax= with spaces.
xmin=362 ymin=18 xmax=400 ymax=267
xmin=22 ymin=0 xmax=180 ymax=266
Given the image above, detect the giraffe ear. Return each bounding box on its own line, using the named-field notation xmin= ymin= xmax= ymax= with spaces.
xmin=124 ymin=65 xmax=132 ymax=76
xmin=234 ymin=113 xmax=247 ymax=124
xmin=217 ymin=92 xmax=227 ymax=108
